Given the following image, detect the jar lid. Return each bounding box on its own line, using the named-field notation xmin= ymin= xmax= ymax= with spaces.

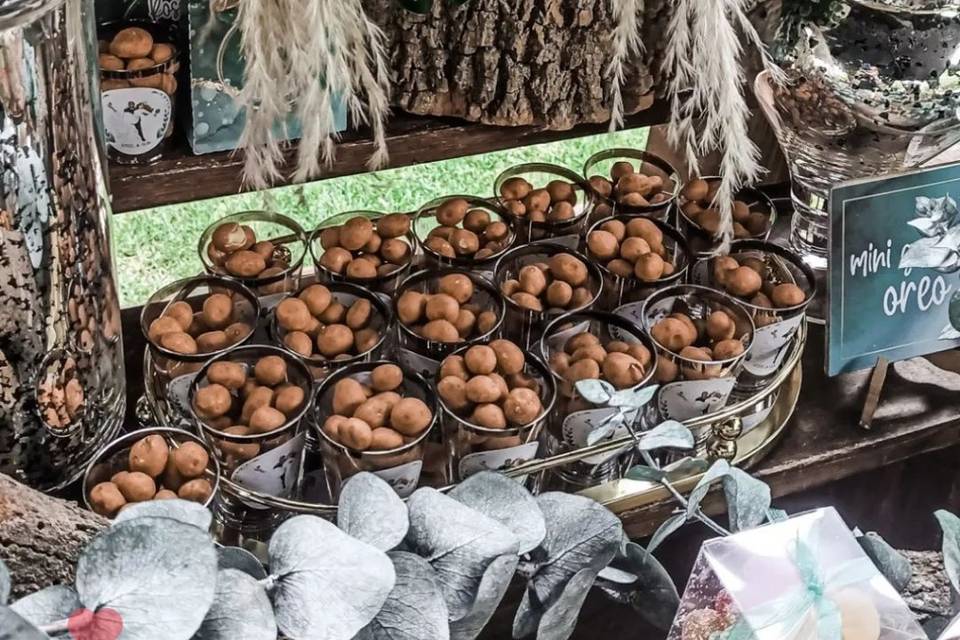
xmin=0 ymin=0 xmax=66 ymax=32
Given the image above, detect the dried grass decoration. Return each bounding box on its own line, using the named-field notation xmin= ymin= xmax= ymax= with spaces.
xmin=607 ymin=0 xmax=782 ymax=253
xmin=234 ymin=0 xmax=391 ymax=189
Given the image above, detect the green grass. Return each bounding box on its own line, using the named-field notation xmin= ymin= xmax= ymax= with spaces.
xmin=113 ymin=127 xmax=650 ymax=306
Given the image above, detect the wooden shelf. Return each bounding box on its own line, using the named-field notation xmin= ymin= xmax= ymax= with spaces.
xmin=108 ymin=107 xmax=670 ymax=213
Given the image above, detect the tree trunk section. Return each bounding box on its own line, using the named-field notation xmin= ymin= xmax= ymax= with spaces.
xmin=0 ymin=474 xmax=106 ymax=599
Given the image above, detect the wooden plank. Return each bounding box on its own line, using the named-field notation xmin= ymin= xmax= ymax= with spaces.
xmin=108 ymin=106 xmax=671 ymax=214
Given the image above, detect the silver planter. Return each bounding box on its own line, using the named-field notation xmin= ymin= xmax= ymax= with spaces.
xmin=756 ymin=0 xmax=960 ymax=277
xmin=0 ymin=0 xmax=125 ymax=489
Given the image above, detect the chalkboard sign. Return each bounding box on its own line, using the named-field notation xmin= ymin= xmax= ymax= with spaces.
xmin=828 ymin=162 xmax=960 ymax=376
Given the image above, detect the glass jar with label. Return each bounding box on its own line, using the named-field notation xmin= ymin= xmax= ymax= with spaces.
xmin=413 ymin=196 xmax=517 ymax=276
xmin=492 ymin=243 xmax=603 ymax=351
xmin=311 ymin=210 xmax=418 ymax=299
xmin=538 ymin=310 xmax=657 ymax=490
xmin=140 ymin=276 xmax=260 ymax=427
xmin=268 ymin=280 xmax=393 ymax=381
xmin=582 ymin=148 xmax=681 ymax=224
xmin=199 ymin=211 xmax=308 ymax=310
xmin=494 ymin=163 xmax=596 ymax=244
xmin=310 ymin=361 xmax=438 ymax=500
xmin=436 ymin=342 xmax=556 ymax=483
xmin=584 ymin=215 xmax=691 ymax=312
xmin=98 ymin=21 xmax=180 ymax=164
xmin=690 ymin=241 xmax=815 ymax=392
xmin=638 ymin=285 xmax=755 ymax=430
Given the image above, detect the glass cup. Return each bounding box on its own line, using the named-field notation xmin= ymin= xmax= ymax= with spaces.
xmin=310 ymin=361 xmax=438 ymax=500
xmin=140 ymin=276 xmax=260 ymax=427
xmin=412 ymin=195 xmax=517 ymax=277
xmin=538 ymin=310 xmax=657 ymax=489
xmin=198 ymin=210 xmax=308 ymax=309
xmin=691 ymin=240 xmax=816 ymax=392
xmin=584 ymin=215 xmax=691 ymax=312
xmin=492 ymin=243 xmax=603 ymax=351
xmin=310 ymin=210 xmax=418 ymax=299
xmin=98 ymin=20 xmax=180 ymax=164
xmin=437 ymin=344 xmax=556 ymax=484
xmin=82 ymin=426 xmax=221 ymax=517
xmin=582 ymin=148 xmax=681 ymax=224
xmin=493 ymin=163 xmax=596 ymax=244
xmin=676 ymin=177 xmax=778 ymax=257
xmin=190 ymin=345 xmax=314 ymax=507
xmin=268 ymin=280 xmax=393 ymax=381
xmin=393 ymin=268 xmax=506 ymax=378
xmin=637 ymin=285 xmax=755 ymax=428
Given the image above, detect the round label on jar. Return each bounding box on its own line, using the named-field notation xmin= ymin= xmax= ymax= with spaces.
xmin=102 ymin=87 xmax=172 ymax=155
xmin=458 ymin=441 xmax=539 ymax=479
xmin=657 ymin=377 xmax=736 ymax=422
xmin=372 ymin=460 xmax=422 ymax=498
xmin=232 ymin=433 xmax=305 ymax=510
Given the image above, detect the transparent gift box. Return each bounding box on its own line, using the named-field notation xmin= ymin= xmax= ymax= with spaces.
xmin=668 ymin=507 xmax=926 ymax=640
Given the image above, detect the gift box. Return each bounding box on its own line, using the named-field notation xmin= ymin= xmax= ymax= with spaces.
xmin=668 ymin=507 xmax=925 ymax=640
xmin=184 ymin=0 xmax=347 ymax=154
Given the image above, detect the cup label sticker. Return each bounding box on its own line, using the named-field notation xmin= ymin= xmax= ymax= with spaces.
xmin=166 ymin=371 xmax=197 ymax=426
xmin=232 ymin=433 xmax=305 ymax=509
xmin=689 ymin=260 xmax=711 ymax=286
xmin=459 ymin=441 xmax=539 ymax=479
xmin=102 ymin=87 xmax=172 ymax=155
xmin=742 ymin=313 xmax=804 ymax=376
xmin=612 ymin=302 xmax=647 ymax=339
xmin=372 ymin=460 xmax=423 ymax=498
xmin=562 ymin=407 xmax=634 ymax=465
xmin=657 ymin=377 xmax=737 ymax=422
xmin=397 ymin=347 xmax=440 ymax=379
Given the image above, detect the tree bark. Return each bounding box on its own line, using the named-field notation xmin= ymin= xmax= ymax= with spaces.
xmin=0 ymin=474 xmax=106 ymax=599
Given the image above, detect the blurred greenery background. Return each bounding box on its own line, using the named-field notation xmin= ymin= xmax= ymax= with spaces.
xmin=113 ymin=127 xmax=650 ymax=307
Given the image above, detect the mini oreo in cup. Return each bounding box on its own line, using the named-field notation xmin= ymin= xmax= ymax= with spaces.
xmin=676 ymin=177 xmax=777 ymax=257
xmin=692 ymin=240 xmax=815 ymax=391
xmin=638 ymin=285 xmax=754 ymax=430
xmin=198 ymin=211 xmax=308 ymax=307
xmin=311 ymin=361 xmax=438 ymax=499
xmin=393 ymin=268 xmax=505 ymax=378
xmin=494 ymin=163 xmax=596 ymax=244
xmin=436 ymin=340 xmax=556 ymax=483
xmin=189 ymin=345 xmax=314 ymax=507
xmin=310 ymin=210 xmax=417 ymax=298
xmin=493 ymin=243 xmax=603 ymax=351
xmin=140 ymin=276 xmax=260 ymax=426
xmin=582 ymin=148 xmax=681 ymax=224
xmin=413 ymin=195 xmax=517 ymax=277
xmin=584 ymin=215 xmax=691 ymax=311
xmin=538 ymin=310 xmax=657 ymax=489
xmin=268 ymin=281 xmax=392 ymax=381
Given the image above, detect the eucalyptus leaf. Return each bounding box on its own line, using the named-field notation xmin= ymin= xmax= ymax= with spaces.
xmin=721 ymin=467 xmax=771 ymax=532
xmin=534 ymin=567 xmax=597 ymax=640
xmin=574 ymin=379 xmax=615 ymax=404
xmin=338 ymin=472 xmax=409 ymax=552
xmin=449 ymin=554 xmax=519 ymax=640
xmin=0 ymin=559 xmax=8 ymax=605
xmin=113 ymin=499 xmax=213 ymax=531
xmin=0 ymin=606 xmax=47 ymax=640
xmin=268 ymin=515 xmax=395 ymax=639
xmin=10 ymin=585 xmax=80 ymax=627
xmin=355 ymin=552 xmax=450 ymax=640
xmin=685 ymin=460 xmax=731 ymax=519
xmin=637 ymin=420 xmax=694 ymax=451
xmin=193 ymin=569 xmax=276 ymax=640
xmin=624 ymin=465 xmax=666 ymax=483
xmin=858 ymin=532 xmax=912 ymax=593
xmin=513 ymin=493 xmax=621 ymax=639
xmin=75 ymin=516 xmax=218 ymax=640
xmin=405 ymin=488 xmax=519 ymax=621
xmin=619 ymin=542 xmax=679 ymax=630
xmin=936 ymin=510 xmax=960 ymax=593
xmin=585 ymin=422 xmax=619 ymax=447
xmin=608 ymin=384 xmax=659 ymax=409
xmin=448 ymin=470 xmax=546 ymax=554
xmin=646 ymin=513 xmax=686 ymax=554
xmin=767 ymin=508 xmax=789 ymax=523
xmin=216 ymin=546 xmax=267 ymax=580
